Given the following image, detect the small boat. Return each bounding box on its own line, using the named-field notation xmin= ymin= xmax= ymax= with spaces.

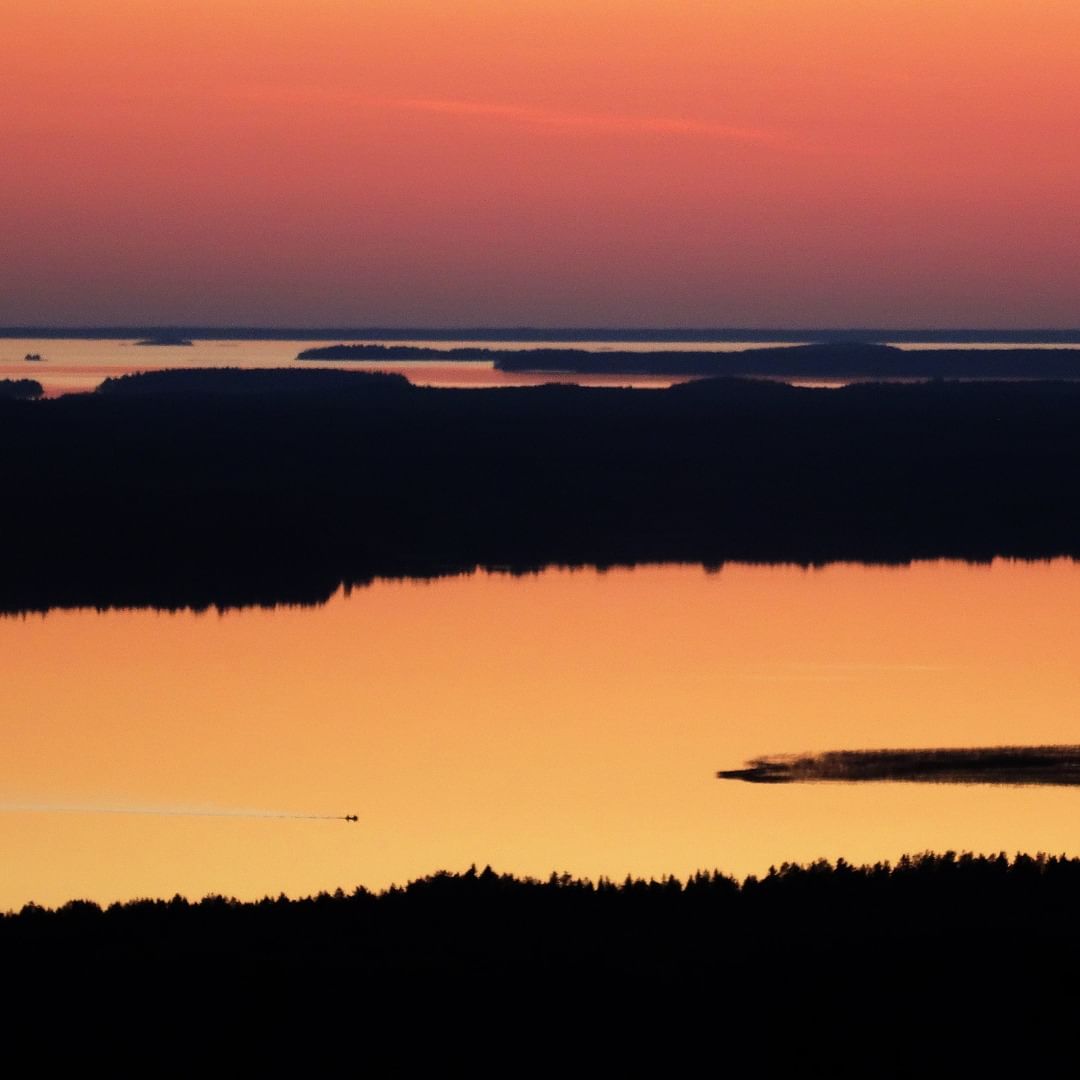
xmin=24 ymin=353 xmax=44 ymax=362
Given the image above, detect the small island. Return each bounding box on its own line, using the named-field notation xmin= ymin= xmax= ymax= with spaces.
xmin=133 ymin=335 xmax=195 ymax=346
xmin=297 ymin=343 xmax=489 ymax=360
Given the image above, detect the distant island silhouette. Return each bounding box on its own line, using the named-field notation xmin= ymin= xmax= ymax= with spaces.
xmin=4 ymin=368 xmax=1080 ymax=612
xmin=133 ymin=335 xmax=194 ymax=346
xmin=718 ymin=745 xmax=1080 ymax=786
xmin=297 ymin=341 xmax=1080 ymax=379
xmin=297 ymin=343 xmax=490 ymax=360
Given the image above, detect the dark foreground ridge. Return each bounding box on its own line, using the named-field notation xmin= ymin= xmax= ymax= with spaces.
xmin=4 ymin=368 xmax=1080 ymax=612
xmin=299 ymin=340 xmax=1080 ymax=378
xmin=7 ymin=854 xmax=1080 ymax=1061
xmin=718 ymin=745 xmax=1080 ymax=786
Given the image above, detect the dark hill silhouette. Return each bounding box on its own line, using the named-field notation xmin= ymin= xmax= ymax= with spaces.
xmin=4 ymin=369 xmax=1080 ymax=611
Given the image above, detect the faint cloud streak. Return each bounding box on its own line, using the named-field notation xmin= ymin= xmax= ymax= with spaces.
xmin=232 ymin=85 xmax=781 ymax=145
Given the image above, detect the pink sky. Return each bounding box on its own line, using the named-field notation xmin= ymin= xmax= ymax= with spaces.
xmin=3 ymin=1 xmax=1079 ymax=327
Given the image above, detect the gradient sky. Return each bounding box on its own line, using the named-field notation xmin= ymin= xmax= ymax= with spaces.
xmin=3 ymin=1 xmax=1079 ymax=327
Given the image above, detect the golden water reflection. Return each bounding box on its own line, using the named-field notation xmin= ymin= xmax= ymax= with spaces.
xmin=2 ymin=560 xmax=1079 ymax=909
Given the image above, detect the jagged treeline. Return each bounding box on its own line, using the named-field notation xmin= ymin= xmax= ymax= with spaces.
xmin=4 ymin=369 xmax=1080 ymax=611
xmin=7 ymin=854 xmax=1080 ymax=994
xmin=11 ymin=850 xmax=1080 ymax=918
xmin=8 ymin=855 xmax=1080 ymax=1061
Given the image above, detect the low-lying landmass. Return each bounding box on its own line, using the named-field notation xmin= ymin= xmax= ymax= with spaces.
xmin=297 ymin=340 xmax=1080 ymax=379
xmin=718 ymin=745 xmax=1080 ymax=786
xmin=4 ymin=368 xmax=1080 ymax=612
xmin=297 ymin=343 xmax=492 ymax=360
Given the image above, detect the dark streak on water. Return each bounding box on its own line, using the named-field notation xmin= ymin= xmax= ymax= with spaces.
xmin=717 ymin=746 xmax=1080 ymax=787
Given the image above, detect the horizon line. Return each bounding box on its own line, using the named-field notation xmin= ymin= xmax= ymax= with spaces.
xmin=5 ymin=325 xmax=1080 ymax=342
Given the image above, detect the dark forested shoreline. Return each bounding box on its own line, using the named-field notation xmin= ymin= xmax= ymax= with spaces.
xmin=7 ymin=854 xmax=1080 ymax=1056
xmin=4 ymin=368 xmax=1080 ymax=612
xmin=8 ymin=852 xmax=1078 ymax=951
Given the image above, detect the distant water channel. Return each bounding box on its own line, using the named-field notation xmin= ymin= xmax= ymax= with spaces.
xmin=2 ymin=560 xmax=1079 ymax=910
xmin=6 ymin=338 xmax=1080 ymax=396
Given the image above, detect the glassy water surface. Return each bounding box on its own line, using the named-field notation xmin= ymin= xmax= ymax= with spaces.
xmin=3 ymin=560 xmax=1079 ymax=910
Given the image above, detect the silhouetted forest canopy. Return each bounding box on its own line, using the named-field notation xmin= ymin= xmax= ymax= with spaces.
xmin=6 ymin=851 xmax=1077 ymax=927
xmin=718 ymin=745 xmax=1080 ymax=786
xmin=7 ymin=854 xmax=1080 ymax=1025
xmin=0 ymin=378 xmax=42 ymax=400
xmin=7 ymin=853 xmax=1080 ymax=969
xmin=4 ymin=368 xmax=1080 ymax=612
xmin=297 ymin=341 xmax=1080 ymax=378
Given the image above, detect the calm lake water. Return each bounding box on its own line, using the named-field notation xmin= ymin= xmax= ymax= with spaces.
xmin=6 ymin=338 xmax=1080 ymax=396
xmin=2 ymin=559 xmax=1079 ymax=910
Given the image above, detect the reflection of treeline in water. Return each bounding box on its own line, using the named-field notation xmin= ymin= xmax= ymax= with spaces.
xmin=0 ymin=378 xmax=42 ymax=400
xmin=299 ymin=341 xmax=1080 ymax=378
xmin=7 ymin=855 xmax=1080 ymax=1040
xmin=5 ymin=369 xmax=1080 ymax=611
xmin=718 ymin=745 xmax=1080 ymax=786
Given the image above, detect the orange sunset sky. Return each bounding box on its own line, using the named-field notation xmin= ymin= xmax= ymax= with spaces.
xmin=3 ymin=1 xmax=1078 ymax=327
